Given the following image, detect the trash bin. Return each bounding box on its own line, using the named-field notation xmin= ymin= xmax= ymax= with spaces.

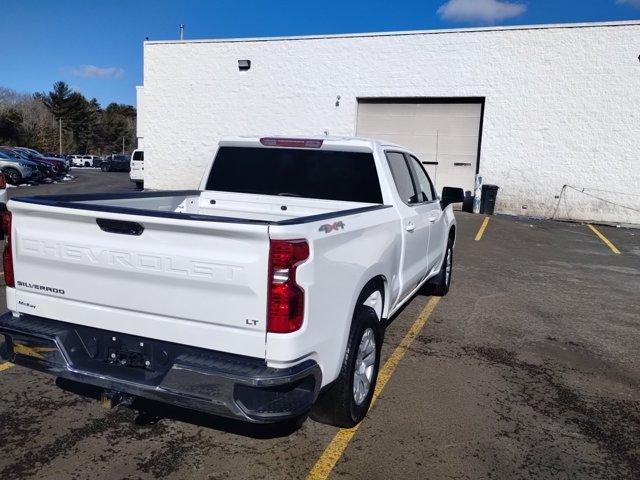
xmin=462 ymin=191 xmax=474 ymax=213
xmin=480 ymin=184 xmax=499 ymax=215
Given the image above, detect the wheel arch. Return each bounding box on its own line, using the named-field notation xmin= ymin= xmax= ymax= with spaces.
xmin=355 ymin=274 xmax=388 ymax=323
xmin=449 ymin=224 xmax=457 ymax=245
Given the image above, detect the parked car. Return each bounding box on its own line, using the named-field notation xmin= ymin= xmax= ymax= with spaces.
xmin=3 ymin=148 xmax=54 ymax=181
xmin=0 ymin=136 xmax=463 ymax=427
xmin=18 ymin=147 xmax=69 ymax=173
xmin=101 ymin=154 xmax=131 ymax=172
xmin=71 ymin=155 xmax=84 ymax=167
xmin=0 ymin=149 xmax=43 ymax=185
xmin=13 ymin=147 xmax=68 ymax=175
xmin=130 ymin=149 xmax=143 ymax=189
xmin=83 ymin=155 xmax=101 ymax=167
xmin=8 ymin=149 xmax=58 ymax=180
xmin=45 ymin=153 xmax=73 ymax=169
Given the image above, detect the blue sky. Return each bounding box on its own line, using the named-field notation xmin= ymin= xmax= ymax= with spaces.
xmin=1 ymin=0 xmax=639 ymax=106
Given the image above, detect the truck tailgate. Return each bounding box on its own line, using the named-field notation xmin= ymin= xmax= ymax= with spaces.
xmin=9 ymin=202 xmax=270 ymax=358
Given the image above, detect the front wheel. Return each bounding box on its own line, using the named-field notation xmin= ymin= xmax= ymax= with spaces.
xmin=310 ymin=305 xmax=382 ymax=428
xmin=3 ymin=168 xmax=22 ymax=185
xmin=101 ymin=164 xmax=109 ymax=172
xmin=423 ymin=240 xmax=453 ymax=297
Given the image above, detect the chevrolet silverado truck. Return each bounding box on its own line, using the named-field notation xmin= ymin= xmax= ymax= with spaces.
xmin=0 ymin=136 xmax=463 ymax=427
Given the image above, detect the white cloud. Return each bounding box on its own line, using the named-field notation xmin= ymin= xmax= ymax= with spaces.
xmin=71 ymin=65 xmax=124 ymax=79
xmin=616 ymin=0 xmax=640 ymax=8
xmin=438 ymin=0 xmax=527 ymax=24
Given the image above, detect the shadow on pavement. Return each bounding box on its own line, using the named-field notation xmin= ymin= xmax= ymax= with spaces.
xmin=56 ymin=377 xmax=305 ymax=439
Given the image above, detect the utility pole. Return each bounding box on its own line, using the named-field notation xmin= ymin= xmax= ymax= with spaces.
xmin=59 ymin=118 xmax=62 ymax=155
xmin=180 ymin=24 xmax=184 ymax=40
xmin=122 ymin=136 xmax=125 ymax=154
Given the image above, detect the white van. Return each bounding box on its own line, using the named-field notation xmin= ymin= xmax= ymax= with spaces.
xmin=130 ymin=149 xmax=143 ymax=189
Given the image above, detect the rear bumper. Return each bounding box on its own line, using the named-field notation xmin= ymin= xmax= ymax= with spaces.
xmin=0 ymin=313 xmax=321 ymax=423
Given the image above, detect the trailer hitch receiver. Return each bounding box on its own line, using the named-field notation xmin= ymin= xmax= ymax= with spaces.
xmin=101 ymin=390 xmax=135 ymax=410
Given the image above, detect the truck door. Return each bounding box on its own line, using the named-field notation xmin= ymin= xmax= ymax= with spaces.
xmin=405 ymin=154 xmax=446 ymax=273
xmin=385 ymin=151 xmax=430 ymax=301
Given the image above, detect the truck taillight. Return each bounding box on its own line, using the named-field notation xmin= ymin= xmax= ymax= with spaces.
xmin=2 ymin=211 xmax=14 ymax=288
xmin=267 ymin=239 xmax=309 ymax=333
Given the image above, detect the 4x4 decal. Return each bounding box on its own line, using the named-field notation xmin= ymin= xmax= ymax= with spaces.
xmin=319 ymin=221 xmax=345 ymax=234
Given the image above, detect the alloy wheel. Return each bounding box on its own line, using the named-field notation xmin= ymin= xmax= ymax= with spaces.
xmin=353 ymin=328 xmax=376 ymax=405
xmin=445 ymin=247 xmax=452 ymax=286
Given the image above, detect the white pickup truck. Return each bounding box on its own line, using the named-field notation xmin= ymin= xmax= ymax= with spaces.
xmin=0 ymin=136 xmax=463 ymax=427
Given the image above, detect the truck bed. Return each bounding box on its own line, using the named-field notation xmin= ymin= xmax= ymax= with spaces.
xmin=14 ymin=190 xmax=380 ymax=224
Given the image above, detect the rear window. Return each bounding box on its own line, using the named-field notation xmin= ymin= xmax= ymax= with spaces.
xmin=206 ymin=146 xmax=383 ymax=204
xmin=132 ymin=151 xmax=144 ymax=161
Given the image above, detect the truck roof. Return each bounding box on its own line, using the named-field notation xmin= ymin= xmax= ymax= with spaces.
xmin=218 ymin=135 xmax=403 ymax=151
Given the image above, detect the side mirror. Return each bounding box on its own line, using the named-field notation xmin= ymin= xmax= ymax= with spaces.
xmin=441 ymin=187 xmax=465 ymax=208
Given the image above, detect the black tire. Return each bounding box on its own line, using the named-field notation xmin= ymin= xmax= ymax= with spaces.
xmin=135 ymin=181 xmax=144 ymax=189
xmin=311 ymin=298 xmax=382 ymax=428
xmin=84 ymin=161 xmax=91 ymax=167
xmin=101 ymin=164 xmax=109 ymax=172
xmin=3 ymin=168 xmax=22 ymax=186
xmin=423 ymin=238 xmax=453 ymax=297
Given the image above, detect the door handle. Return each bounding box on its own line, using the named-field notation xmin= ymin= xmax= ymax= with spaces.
xmin=405 ymin=222 xmax=416 ymax=232
xmin=427 ymin=213 xmax=441 ymax=224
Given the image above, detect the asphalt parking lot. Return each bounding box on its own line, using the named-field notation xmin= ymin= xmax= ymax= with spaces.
xmin=0 ymin=171 xmax=638 ymax=480
xmin=6 ymin=168 xmax=138 ymax=200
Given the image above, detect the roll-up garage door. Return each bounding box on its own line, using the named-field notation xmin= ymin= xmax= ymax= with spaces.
xmin=356 ymin=99 xmax=483 ymax=193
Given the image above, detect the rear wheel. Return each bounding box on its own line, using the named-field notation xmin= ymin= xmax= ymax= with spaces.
xmin=101 ymin=164 xmax=109 ymax=172
xmin=3 ymin=168 xmax=21 ymax=185
xmin=135 ymin=181 xmax=144 ymax=189
xmin=311 ymin=302 xmax=382 ymax=428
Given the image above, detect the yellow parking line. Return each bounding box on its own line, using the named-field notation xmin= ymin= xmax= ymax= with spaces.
xmin=587 ymin=224 xmax=621 ymax=254
xmin=475 ymin=217 xmax=490 ymax=241
xmin=307 ymin=297 xmax=441 ymax=480
xmin=12 ymin=344 xmax=56 ymax=359
xmin=0 ymin=362 xmax=13 ymax=372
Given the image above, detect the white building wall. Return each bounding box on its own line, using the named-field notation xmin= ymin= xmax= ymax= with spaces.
xmin=140 ymin=22 xmax=640 ymax=224
xmin=135 ymin=86 xmax=145 ymax=149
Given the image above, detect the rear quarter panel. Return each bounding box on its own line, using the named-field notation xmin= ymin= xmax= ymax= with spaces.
xmin=266 ymin=206 xmax=401 ymax=387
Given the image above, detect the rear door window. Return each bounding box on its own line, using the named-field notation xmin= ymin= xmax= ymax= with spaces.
xmin=406 ymin=155 xmax=435 ymax=202
xmin=385 ymin=151 xmax=417 ymax=205
xmin=133 ymin=151 xmax=144 ymax=161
